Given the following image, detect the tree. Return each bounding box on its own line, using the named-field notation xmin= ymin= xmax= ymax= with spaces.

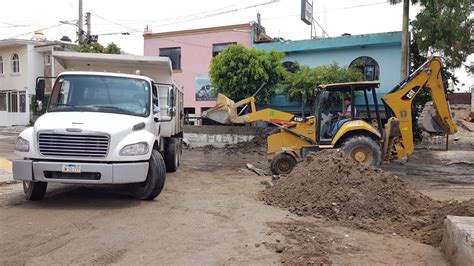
xmin=412 ymin=0 xmax=472 ymax=70
xmin=104 ymin=42 xmax=121 ymax=54
xmin=209 ymin=44 xmax=286 ymax=104
xmin=76 ymin=40 xmax=122 ymax=54
xmin=281 ymin=63 xmax=363 ymax=112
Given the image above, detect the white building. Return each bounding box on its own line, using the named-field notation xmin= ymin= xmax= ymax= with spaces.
xmin=0 ymin=38 xmax=76 ymax=127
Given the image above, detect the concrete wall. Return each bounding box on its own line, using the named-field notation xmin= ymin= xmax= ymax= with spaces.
xmin=144 ymin=24 xmax=252 ymax=116
xmin=183 ymin=125 xmax=262 ymax=147
xmin=441 ymin=215 xmax=474 ymax=266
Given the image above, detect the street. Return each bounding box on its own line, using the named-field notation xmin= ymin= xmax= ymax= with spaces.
xmin=0 ymin=134 xmax=473 ymax=264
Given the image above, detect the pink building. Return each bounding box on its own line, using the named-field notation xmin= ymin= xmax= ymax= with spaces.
xmin=144 ymin=23 xmax=269 ymax=122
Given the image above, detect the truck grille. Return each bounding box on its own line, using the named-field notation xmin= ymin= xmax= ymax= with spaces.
xmin=38 ymin=133 xmax=109 ymax=158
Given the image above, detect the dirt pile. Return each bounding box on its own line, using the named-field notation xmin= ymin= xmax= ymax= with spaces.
xmin=197 ymin=134 xmax=267 ymax=156
xmin=261 ymin=149 xmax=474 ymax=246
xmin=223 ymin=134 xmax=267 ymax=155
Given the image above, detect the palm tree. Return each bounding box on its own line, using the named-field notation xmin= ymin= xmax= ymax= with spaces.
xmin=389 ymin=0 xmax=419 ymax=79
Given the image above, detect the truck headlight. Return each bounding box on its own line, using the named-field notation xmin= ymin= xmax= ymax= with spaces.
xmin=15 ymin=137 xmax=30 ymax=152
xmin=120 ymin=142 xmax=149 ymax=156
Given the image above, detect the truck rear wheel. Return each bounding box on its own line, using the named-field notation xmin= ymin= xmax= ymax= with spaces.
xmin=270 ymin=153 xmax=297 ymax=175
xmin=341 ymin=136 xmax=382 ymax=167
xmin=164 ymin=138 xmax=180 ymax=172
xmin=129 ymin=150 xmax=166 ymax=200
xmin=23 ymin=181 xmax=47 ymax=200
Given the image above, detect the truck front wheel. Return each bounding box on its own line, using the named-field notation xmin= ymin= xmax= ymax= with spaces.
xmin=23 ymin=181 xmax=47 ymax=200
xmin=128 ymin=150 xmax=166 ymax=200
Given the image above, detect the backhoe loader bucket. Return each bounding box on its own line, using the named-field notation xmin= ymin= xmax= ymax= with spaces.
xmin=202 ymin=94 xmax=236 ymax=125
xmin=417 ymin=101 xmax=448 ymax=133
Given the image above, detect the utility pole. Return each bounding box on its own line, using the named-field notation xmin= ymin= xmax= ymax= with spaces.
xmin=86 ymin=12 xmax=91 ymax=41
xmin=78 ymin=0 xmax=83 ymax=42
xmin=400 ymin=0 xmax=410 ymax=79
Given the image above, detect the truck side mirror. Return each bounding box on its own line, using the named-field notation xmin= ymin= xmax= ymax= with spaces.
xmin=167 ymin=87 xmax=176 ymax=118
xmin=168 ymin=107 xmax=176 ymax=117
xmin=35 ymin=79 xmax=45 ymax=102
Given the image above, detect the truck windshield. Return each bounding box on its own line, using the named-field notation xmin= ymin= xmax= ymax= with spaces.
xmin=48 ymin=75 xmax=151 ymax=117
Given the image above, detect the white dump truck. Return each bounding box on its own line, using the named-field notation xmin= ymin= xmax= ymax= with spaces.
xmin=13 ymin=51 xmax=183 ymax=200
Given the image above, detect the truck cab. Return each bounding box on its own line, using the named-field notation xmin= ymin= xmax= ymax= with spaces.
xmin=13 ymin=52 xmax=183 ymax=201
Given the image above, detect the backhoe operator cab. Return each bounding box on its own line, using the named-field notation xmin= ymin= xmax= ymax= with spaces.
xmin=316 ymin=81 xmax=383 ymax=146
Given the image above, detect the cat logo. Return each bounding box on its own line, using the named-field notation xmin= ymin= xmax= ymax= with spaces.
xmin=401 ymin=86 xmax=420 ymax=101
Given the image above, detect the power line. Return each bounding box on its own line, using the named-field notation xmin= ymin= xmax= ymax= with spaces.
xmin=95 ymin=0 xmax=279 ymax=36
xmin=93 ymin=3 xmax=241 ymax=26
xmin=0 ymin=22 xmax=39 ymax=28
xmin=92 ymin=14 xmax=135 ymax=31
xmin=332 ymin=1 xmax=387 ymax=10
xmin=5 ymin=23 xmax=65 ymax=39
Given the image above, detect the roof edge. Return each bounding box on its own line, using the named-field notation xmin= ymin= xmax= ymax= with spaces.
xmin=144 ymin=23 xmax=252 ymax=39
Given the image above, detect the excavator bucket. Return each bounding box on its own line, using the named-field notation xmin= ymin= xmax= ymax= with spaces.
xmin=417 ymin=101 xmax=449 ymax=134
xmin=202 ymin=94 xmax=236 ymax=124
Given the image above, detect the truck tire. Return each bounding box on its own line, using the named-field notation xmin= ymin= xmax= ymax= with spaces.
xmin=129 ymin=150 xmax=166 ymax=200
xmin=341 ymin=136 xmax=382 ymax=167
xmin=270 ymin=153 xmax=297 ymax=175
xmin=165 ymin=138 xmax=180 ymax=172
xmin=23 ymin=181 xmax=47 ymax=201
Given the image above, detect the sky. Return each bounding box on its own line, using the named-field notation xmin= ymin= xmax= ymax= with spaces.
xmin=1 ymin=0 xmax=472 ymax=91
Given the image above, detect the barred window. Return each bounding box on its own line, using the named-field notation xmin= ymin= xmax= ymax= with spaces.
xmin=12 ymin=53 xmax=20 ymax=73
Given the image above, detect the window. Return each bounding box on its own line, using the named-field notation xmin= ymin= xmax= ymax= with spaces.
xmin=0 ymin=56 xmax=3 ymax=74
xmin=19 ymin=92 xmax=26 ymax=112
xmin=0 ymin=92 xmax=6 ymax=111
xmin=212 ymin=42 xmax=236 ymax=57
xmin=282 ymin=61 xmax=299 ymax=73
xmin=184 ymin=107 xmax=195 ymax=125
xmin=9 ymin=92 xmax=18 ymax=112
xmin=349 ymin=56 xmax=379 ymax=81
xmin=49 ymin=75 xmax=151 ymax=117
xmin=12 ymin=53 xmax=20 ymax=73
xmin=159 ymin=47 xmax=181 ymax=70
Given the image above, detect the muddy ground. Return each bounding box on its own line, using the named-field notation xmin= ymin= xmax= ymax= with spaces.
xmin=0 ymin=127 xmax=473 ymax=264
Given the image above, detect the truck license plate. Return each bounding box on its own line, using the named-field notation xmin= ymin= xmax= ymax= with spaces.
xmin=62 ymin=164 xmax=81 ymax=173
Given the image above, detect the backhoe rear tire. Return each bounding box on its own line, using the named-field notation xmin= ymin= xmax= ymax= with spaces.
xmin=270 ymin=153 xmax=297 ymax=175
xmin=341 ymin=136 xmax=382 ymax=167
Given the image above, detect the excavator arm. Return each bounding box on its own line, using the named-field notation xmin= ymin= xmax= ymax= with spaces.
xmin=203 ymin=93 xmax=301 ymax=124
xmin=381 ymin=57 xmax=457 ymax=159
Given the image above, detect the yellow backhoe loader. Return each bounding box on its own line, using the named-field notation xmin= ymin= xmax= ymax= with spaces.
xmin=203 ymin=57 xmax=457 ymax=174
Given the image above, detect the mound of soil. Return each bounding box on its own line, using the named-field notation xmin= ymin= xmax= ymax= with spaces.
xmin=261 ymin=149 xmax=474 ymax=246
xmin=196 ymin=134 xmax=267 ymax=156
xmin=223 ymin=134 xmax=267 ymax=155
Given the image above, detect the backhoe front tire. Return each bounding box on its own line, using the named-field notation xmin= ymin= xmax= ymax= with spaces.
xmin=129 ymin=150 xmax=166 ymax=200
xmin=341 ymin=136 xmax=382 ymax=167
xmin=23 ymin=181 xmax=47 ymax=200
xmin=270 ymin=153 xmax=297 ymax=175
